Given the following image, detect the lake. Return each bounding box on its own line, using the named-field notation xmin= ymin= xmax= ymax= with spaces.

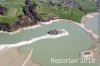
xmin=0 ymin=16 xmax=99 ymax=66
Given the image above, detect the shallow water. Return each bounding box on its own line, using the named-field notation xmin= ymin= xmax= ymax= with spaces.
xmin=85 ymin=15 xmax=100 ymax=36
xmin=18 ymin=21 xmax=97 ymax=66
xmin=0 ymin=17 xmax=99 ymax=66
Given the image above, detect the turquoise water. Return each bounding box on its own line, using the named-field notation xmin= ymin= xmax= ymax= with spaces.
xmin=17 ymin=22 xmax=97 ymax=66
xmin=0 ymin=17 xmax=99 ymax=66
xmin=85 ymin=15 xmax=100 ymax=35
xmin=0 ymin=26 xmax=45 ymax=44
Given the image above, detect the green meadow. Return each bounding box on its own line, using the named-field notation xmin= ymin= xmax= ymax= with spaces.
xmin=0 ymin=0 xmax=25 ymax=25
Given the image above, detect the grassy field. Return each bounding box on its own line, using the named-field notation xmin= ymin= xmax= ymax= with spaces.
xmin=0 ymin=0 xmax=25 ymax=25
xmin=8 ymin=7 xmax=17 ymax=17
xmin=0 ymin=17 xmax=17 ymax=24
xmin=17 ymin=7 xmax=24 ymax=16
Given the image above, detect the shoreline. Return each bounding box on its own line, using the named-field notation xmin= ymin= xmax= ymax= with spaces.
xmin=0 ymin=19 xmax=64 ymax=35
xmin=80 ymin=12 xmax=100 ymax=58
xmin=81 ymin=12 xmax=100 ymax=25
xmin=0 ymin=12 xmax=100 ymax=59
xmin=0 ymin=12 xmax=100 ymax=35
xmin=76 ymin=12 xmax=100 ymax=40
xmin=0 ymin=29 xmax=69 ymax=51
xmin=0 ymin=47 xmax=38 ymax=66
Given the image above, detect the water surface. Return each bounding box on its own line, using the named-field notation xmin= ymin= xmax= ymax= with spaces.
xmin=0 ymin=18 xmax=99 ymax=66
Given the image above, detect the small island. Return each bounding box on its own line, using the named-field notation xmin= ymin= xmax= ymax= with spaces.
xmin=81 ymin=51 xmax=94 ymax=58
xmin=47 ymin=29 xmax=64 ymax=35
xmin=47 ymin=29 xmax=69 ymax=38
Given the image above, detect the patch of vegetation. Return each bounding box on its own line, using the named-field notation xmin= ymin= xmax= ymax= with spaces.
xmin=0 ymin=17 xmax=18 ymax=25
xmin=35 ymin=2 xmax=86 ymax=22
xmin=75 ymin=0 xmax=97 ymax=13
xmin=35 ymin=0 xmax=97 ymax=22
xmin=36 ymin=5 xmax=58 ymax=20
xmin=17 ymin=7 xmax=24 ymax=16
xmin=0 ymin=0 xmax=98 ymax=25
xmin=0 ymin=0 xmax=24 ymax=25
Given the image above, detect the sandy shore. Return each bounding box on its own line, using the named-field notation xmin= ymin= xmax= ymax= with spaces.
xmin=0 ymin=47 xmax=39 ymax=66
xmin=0 ymin=29 xmax=69 ymax=66
xmin=81 ymin=12 xmax=100 ymax=25
xmin=80 ymin=12 xmax=100 ymax=59
xmin=0 ymin=12 xmax=99 ymax=35
xmin=0 ymin=29 xmax=69 ymax=51
xmin=0 ymin=24 xmax=41 ymax=35
xmin=0 ymin=19 xmax=63 ymax=35
xmin=81 ymin=12 xmax=100 ymax=40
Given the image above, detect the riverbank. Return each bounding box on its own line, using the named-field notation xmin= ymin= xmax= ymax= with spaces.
xmin=0 ymin=19 xmax=69 ymax=35
xmin=0 ymin=47 xmax=32 ymax=66
xmin=0 ymin=47 xmax=40 ymax=66
xmin=0 ymin=12 xmax=100 ymax=35
xmin=0 ymin=29 xmax=69 ymax=51
xmin=81 ymin=12 xmax=100 ymax=25
xmin=0 ymin=12 xmax=100 ymax=65
xmin=0 ymin=29 xmax=69 ymax=66
xmin=80 ymin=12 xmax=100 ymax=59
xmin=0 ymin=12 xmax=100 ymax=58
